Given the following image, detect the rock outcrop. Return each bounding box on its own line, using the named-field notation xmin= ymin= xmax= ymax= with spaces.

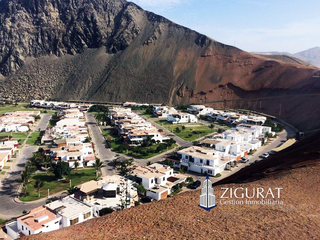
xmin=0 ymin=0 xmax=320 ymax=131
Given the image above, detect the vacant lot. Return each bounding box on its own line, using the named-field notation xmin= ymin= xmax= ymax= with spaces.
xmin=0 ymin=104 xmax=36 ymax=115
xmin=156 ymin=120 xmax=216 ymax=141
xmin=20 ymin=168 xmax=96 ymax=202
xmin=103 ymin=128 xmax=176 ymax=159
xmin=26 ymin=131 xmax=43 ymax=146
xmin=0 ymin=132 xmax=29 ymax=144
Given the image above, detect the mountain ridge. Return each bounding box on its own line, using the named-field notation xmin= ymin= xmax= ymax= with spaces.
xmin=0 ymin=0 xmax=320 ymax=131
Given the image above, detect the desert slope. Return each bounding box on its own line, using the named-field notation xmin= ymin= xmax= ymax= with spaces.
xmin=0 ymin=0 xmax=320 ymax=131
xmin=24 ymin=134 xmax=320 ymax=240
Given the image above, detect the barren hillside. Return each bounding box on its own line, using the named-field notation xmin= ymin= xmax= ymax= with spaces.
xmin=0 ymin=0 xmax=320 ymax=131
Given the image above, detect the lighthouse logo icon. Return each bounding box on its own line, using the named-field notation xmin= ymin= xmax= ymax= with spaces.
xmin=198 ymin=174 xmax=217 ymax=211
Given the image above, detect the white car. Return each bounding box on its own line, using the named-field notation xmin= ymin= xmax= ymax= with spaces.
xmin=261 ymin=153 xmax=270 ymax=158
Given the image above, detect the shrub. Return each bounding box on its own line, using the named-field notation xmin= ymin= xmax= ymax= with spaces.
xmin=99 ymin=207 xmax=114 ymax=216
xmin=186 ymin=176 xmax=194 ymax=184
xmin=214 ymin=173 xmax=221 ymax=178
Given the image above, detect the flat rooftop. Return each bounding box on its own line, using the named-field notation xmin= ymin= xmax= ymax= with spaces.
xmin=46 ymin=196 xmax=92 ymax=219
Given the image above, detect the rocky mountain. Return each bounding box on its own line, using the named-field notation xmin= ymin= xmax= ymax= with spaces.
xmin=255 ymin=47 xmax=320 ymax=68
xmin=23 ymin=132 xmax=320 ymax=239
xmin=0 ymin=0 xmax=320 ymax=131
xmin=294 ymin=47 xmax=320 ymax=68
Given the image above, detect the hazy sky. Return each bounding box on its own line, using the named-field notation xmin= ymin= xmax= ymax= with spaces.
xmin=130 ymin=0 xmax=320 ymax=53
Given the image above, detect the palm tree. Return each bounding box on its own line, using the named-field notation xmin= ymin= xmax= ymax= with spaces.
xmin=34 ymin=179 xmax=44 ymax=198
xmin=66 ymin=186 xmax=80 ymax=195
xmin=74 ymin=160 xmax=80 ymax=171
xmin=92 ymin=158 xmax=105 ymax=177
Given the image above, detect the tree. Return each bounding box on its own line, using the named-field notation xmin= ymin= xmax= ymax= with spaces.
xmin=186 ymin=176 xmax=194 ymax=184
xmin=34 ymin=179 xmax=44 ymax=198
xmin=74 ymin=160 xmax=80 ymax=171
xmin=118 ymin=158 xmax=134 ymax=176
xmin=175 ymin=127 xmax=181 ymax=133
xmin=43 ymin=155 xmax=52 ymax=173
xmin=147 ymin=161 xmax=151 ymax=166
xmin=134 ymin=184 xmax=146 ymax=195
xmin=92 ymin=159 xmax=105 ymax=177
xmin=209 ymin=124 xmax=215 ymax=130
xmin=182 ymin=125 xmax=186 ymax=130
xmin=66 ymin=186 xmax=80 ymax=195
xmin=53 ymin=161 xmax=71 ymax=179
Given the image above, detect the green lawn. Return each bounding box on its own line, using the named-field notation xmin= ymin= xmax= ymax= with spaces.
xmin=26 ymin=131 xmax=43 ymax=145
xmin=0 ymin=219 xmax=6 ymax=224
xmin=103 ymin=128 xmax=177 ymax=159
xmin=156 ymin=120 xmax=216 ymax=141
xmin=0 ymin=104 xmax=36 ymax=115
xmin=0 ymin=132 xmax=29 ymax=144
xmin=20 ymin=168 xmax=96 ymax=202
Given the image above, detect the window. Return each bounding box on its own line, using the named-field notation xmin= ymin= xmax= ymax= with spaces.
xmin=22 ymin=226 xmax=24 ymax=230
xmin=155 ymin=178 xmax=158 ymax=184
xmin=208 ymin=170 xmax=212 ymax=174
xmin=200 ymin=159 xmax=203 ymax=164
xmin=84 ymin=212 xmax=91 ymax=219
xmin=206 ymin=160 xmax=210 ymax=166
xmin=70 ymin=217 xmax=79 ymax=226
xmin=29 ymin=230 xmax=31 ymax=235
xmin=163 ymin=177 xmax=165 ymax=181
xmin=151 ymin=179 xmax=153 ymax=184
xmin=55 ymin=221 xmax=59 ymax=224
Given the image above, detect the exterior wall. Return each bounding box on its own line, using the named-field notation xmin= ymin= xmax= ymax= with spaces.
xmin=6 ymin=221 xmax=20 ymax=239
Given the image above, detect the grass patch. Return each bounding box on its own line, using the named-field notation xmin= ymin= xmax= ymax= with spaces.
xmin=0 ymin=104 xmax=36 ymax=116
xmin=0 ymin=219 xmax=6 ymax=224
xmin=155 ymin=120 xmax=216 ymax=141
xmin=103 ymin=128 xmax=177 ymax=159
xmin=1 ymin=171 xmax=6 ymax=175
xmin=26 ymin=131 xmax=43 ymax=145
xmin=20 ymin=168 xmax=96 ymax=202
xmin=0 ymin=132 xmax=29 ymax=144
xmin=3 ymin=166 xmax=10 ymax=170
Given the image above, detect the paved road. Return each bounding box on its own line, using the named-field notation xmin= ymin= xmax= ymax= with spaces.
xmin=0 ymin=146 xmax=42 ymax=219
xmin=0 ymin=113 xmax=53 ymax=219
xmin=85 ymin=113 xmax=116 ymax=176
xmin=36 ymin=114 xmax=52 ymax=131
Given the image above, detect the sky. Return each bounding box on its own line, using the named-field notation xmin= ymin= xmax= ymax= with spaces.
xmin=129 ymin=0 xmax=320 ymax=53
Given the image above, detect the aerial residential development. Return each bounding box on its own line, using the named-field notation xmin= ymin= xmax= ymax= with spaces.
xmin=0 ymin=0 xmax=319 ymax=239
xmin=0 ymin=99 xmax=295 ymax=239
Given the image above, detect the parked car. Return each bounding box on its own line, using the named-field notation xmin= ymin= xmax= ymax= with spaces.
xmin=254 ymin=160 xmax=260 ymax=163
xmin=241 ymin=157 xmax=249 ymax=163
xmin=141 ymin=196 xmax=154 ymax=203
xmin=261 ymin=153 xmax=270 ymax=158
xmin=189 ymin=180 xmax=201 ymax=189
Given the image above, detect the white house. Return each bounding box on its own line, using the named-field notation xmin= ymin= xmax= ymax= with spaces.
xmin=187 ymin=105 xmax=214 ymax=116
xmin=175 ymin=146 xmax=234 ymax=176
xmin=132 ymin=163 xmax=185 ymax=200
xmin=6 ymin=206 xmax=61 ymax=239
xmin=45 ymin=196 xmax=94 ymax=228
xmin=166 ymin=113 xmax=198 ymax=124
xmin=77 ymin=175 xmax=138 ymax=210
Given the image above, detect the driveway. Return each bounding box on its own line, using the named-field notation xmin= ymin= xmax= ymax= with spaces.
xmin=85 ymin=113 xmax=116 ymax=176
